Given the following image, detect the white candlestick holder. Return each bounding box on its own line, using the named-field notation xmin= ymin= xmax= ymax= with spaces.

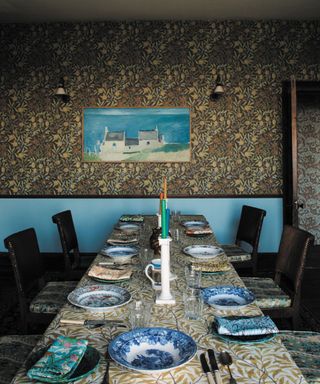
xmin=156 ymin=236 xmax=176 ymax=305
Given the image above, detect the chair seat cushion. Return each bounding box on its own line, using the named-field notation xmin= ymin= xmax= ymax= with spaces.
xmin=279 ymin=331 xmax=320 ymax=384
xmin=30 ymin=281 xmax=78 ymax=314
xmin=242 ymin=277 xmax=291 ymax=309
xmin=222 ymin=244 xmax=252 ymax=262
xmin=0 ymin=334 xmax=40 ymax=384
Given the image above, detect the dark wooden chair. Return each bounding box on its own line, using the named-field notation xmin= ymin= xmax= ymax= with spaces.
xmin=243 ymin=225 xmax=314 ymax=329
xmin=0 ymin=334 xmax=41 ymax=383
xmin=52 ymin=210 xmax=87 ymax=280
xmin=4 ymin=228 xmax=77 ymax=333
xmin=222 ymin=205 xmax=266 ymax=275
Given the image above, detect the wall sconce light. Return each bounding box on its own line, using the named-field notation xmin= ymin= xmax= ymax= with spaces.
xmin=55 ymin=77 xmax=70 ymax=103
xmin=211 ymin=75 xmax=225 ymax=100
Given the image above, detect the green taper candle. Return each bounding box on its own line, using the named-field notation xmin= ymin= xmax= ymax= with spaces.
xmin=161 ymin=199 xmax=167 ymax=238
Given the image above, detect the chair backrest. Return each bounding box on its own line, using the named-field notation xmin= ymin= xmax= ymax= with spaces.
xmin=4 ymin=228 xmax=44 ymax=295
xmin=52 ymin=210 xmax=80 ymax=276
xmin=235 ymin=205 xmax=267 ymax=249
xmin=275 ymin=225 xmax=314 ymax=300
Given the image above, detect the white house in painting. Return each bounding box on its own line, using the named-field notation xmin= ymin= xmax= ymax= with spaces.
xmin=99 ymin=126 xmax=164 ymax=154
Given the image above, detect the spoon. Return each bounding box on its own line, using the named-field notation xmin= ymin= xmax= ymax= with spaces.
xmin=219 ymin=351 xmax=237 ymax=384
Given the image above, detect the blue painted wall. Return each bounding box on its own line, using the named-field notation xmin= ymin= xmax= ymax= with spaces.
xmin=0 ymin=198 xmax=282 ymax=253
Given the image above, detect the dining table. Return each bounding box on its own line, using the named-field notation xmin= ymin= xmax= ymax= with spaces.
xmin=12 ymin=214 xmax=308 ymax=384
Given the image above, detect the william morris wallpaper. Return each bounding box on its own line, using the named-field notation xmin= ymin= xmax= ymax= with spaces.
xmin=0 ymin=20 xmax=319 ymax=196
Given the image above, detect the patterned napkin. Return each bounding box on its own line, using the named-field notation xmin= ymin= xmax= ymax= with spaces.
xmin=215 ymin=316 xmax=279 ymax=336
xmin=88 ymin=265 xmax=132 ymax=280
xmin=107 ymin=233 xmax=138 ymax=245
xmin=185 ymin=226 xmax=213 ymax=235
xmin=27 ymin=336 xmax=88 ymax=381
xmin=120 ymin=215 xmax=144 ymax=222
xmin=191 ymin=260 xmax=230 ymax=273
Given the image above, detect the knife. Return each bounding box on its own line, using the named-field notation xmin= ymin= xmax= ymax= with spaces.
xmin=207 ymin=349 xmax=223 ymax=384
xmin=200 ymin=353 xmax=215 ymax=384
xmin=60 ymin=319 xmax=128 ymax=329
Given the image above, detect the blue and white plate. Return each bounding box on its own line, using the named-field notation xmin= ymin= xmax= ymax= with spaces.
xmin=108 ymin=327 xmax=197 ymax=374
xmin=181 ymin=220 xmax=208 ymax=228
xmin=201 ymin=286 xmax=255 ymax=310
xmin=116 ymin=223 xmax=141 ymax=233
xmin=68 ymin=285 xmax=131 ymax=312
xmin=183 ymin=245 xmax=224 ymax=259
xmin=100 ymin=245 xmax=138 ymax=263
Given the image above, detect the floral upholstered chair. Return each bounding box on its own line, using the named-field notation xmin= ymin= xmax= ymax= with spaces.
xmin=0 ymin=334 xmax=40 ymax=383
xmin=4 ymin=228 xmax=77 ymax=333
xmin=242 ymin=225 xmax=314 ymax=329
xmin=279 ymin=331 xmax=320 ymax=383
xmin=222 ymin=205 xmax=266 ymax=275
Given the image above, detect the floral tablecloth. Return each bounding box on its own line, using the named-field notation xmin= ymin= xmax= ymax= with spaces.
xmin=12 ymin=215 xmax=307 ymax=384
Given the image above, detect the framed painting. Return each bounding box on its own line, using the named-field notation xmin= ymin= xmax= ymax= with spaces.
xmin=82 ymin=107 xmax=191 ymax=162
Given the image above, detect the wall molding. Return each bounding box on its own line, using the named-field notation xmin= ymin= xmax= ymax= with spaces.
xmin=0 ymin=194 xmax=283 ymax=199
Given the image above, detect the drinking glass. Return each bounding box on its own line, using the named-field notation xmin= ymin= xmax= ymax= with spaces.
xmin=173 ymin=228 xmax=180 ymax=242
xmin=183 ymin=289 xmax=203 ymax=320
xmin=141 ymin=248 xmax=151 ymax=265
xmin=185 ymin=266 xmax=202 ymax=288
xmin=129 ymin=300 xmax=152 ymax=328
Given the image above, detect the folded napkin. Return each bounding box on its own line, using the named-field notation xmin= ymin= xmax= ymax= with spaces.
xmin=27 ymin=336 xmax=88 ymax=381
xmin=120 ymin=215 xmax=144 ymax=222
xmin=192 ymin=260 xmax=230 ymax=273
xmin=215 ymin=316 xmax=279 ymax=336
xmin=88 ymin=265 xmax=132 ymax=280
xmin=185 ymin=226 xmax=213 ymax=235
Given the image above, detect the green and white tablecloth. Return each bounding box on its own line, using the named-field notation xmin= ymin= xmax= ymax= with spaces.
xmin=12 ymin=215 xmax=307 ymax=384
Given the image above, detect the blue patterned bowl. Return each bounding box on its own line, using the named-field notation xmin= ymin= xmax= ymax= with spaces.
xmin=108 ymin=327 xmax=197 ymax=373
xmin=201 ymin=286 xmax=255 ymax=309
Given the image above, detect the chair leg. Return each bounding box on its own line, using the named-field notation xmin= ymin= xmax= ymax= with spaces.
xmin=292 ymin=313 xmax=301 ymax=330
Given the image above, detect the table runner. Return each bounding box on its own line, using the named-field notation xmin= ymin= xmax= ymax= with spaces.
xmin=12 ymin=215 xmax=307 ymax=384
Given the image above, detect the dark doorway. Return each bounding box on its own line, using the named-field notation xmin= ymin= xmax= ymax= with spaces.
xmin=282 ymin=80 xmax=320 ymax=328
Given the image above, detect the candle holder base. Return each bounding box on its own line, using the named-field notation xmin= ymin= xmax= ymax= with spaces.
xmin=155 ymin=292 xmax=176 ymax=305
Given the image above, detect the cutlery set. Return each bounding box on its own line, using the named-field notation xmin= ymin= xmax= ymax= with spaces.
xmin=60 ymin=318 xmax=128 ymax=329
xmin=201 ymin=349 xmax=236 ymax=384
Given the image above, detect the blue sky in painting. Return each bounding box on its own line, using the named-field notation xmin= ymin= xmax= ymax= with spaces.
xmin=83 ymin=108 xmax=190 ymax=152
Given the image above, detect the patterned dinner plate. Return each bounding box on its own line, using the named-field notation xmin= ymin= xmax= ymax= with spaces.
xmin=181 ymin=220 xmax=208 ymax=227
xmin=116 ymin=223 xmax=141 ymax=232
xmin=108 ymin=327 xmax=197 ymax=374
xmin=183 ymin=245 xmax=224 ymax=259
xmin=25 ymin=346 xmax=100 ymax=383
xmin=100 ymin=245 xmax=139 ymax=263
xmin=201 ymin=286 xmax=255 ymax=310
xmin=68 ymin=285 xmax=131 ymax=312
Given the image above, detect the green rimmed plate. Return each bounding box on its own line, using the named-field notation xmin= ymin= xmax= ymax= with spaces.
xmin=211 ymin=323 xmax=276 ymax=344
xmin=91 ymin=276 xmax=130 ymax=284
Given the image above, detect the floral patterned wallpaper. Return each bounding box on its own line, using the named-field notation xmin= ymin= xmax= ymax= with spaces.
xmin=0 ymin=20 xmax=319 ymax=196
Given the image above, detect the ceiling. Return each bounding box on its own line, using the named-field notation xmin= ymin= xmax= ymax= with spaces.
xmin=0 ymin=0 xmax=320 ymax=23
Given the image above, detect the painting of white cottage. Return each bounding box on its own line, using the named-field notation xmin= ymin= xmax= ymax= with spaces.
xmin=83 ymin=107 xmax=191 ymax=162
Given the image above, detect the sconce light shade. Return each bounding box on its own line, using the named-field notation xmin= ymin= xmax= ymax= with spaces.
xmin=55 ymin=77 xmax=70 ymax=102
xmin=211 ymin=75 xmax=225 ymax=100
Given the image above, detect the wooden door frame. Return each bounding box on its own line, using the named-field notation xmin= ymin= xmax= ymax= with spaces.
xmin=282 ymin=80 xmax=320 ymax=226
